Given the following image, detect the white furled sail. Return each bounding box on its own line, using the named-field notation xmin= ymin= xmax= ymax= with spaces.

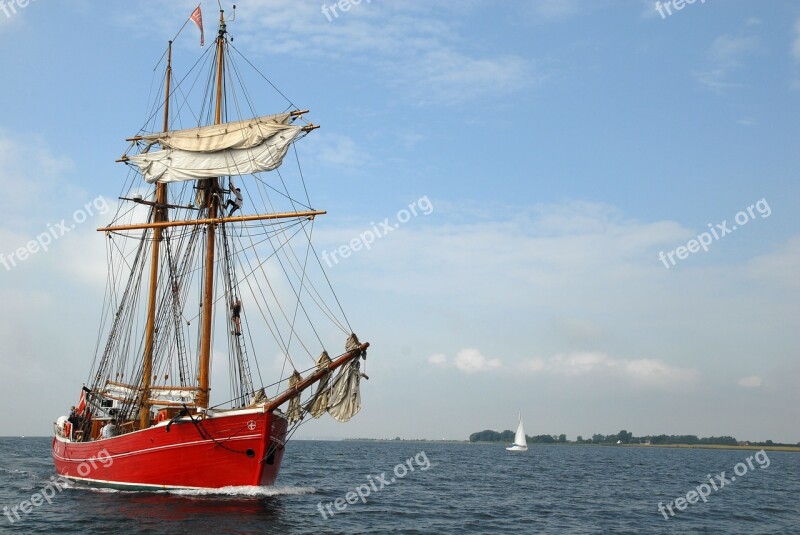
xmin=286 ymin=371 xmax=303 ymax=424
xmin=307 ymin=352 xmax=333 ymax=418
xmin=138 ymin=113 xmax=293 ymax=152
xmin=101 ymin=381 xmax=198 ymax=405
xmin=326 ymin=357 xmax=363 ymax=423
xmin=128 ymin=124 xmax=303 ymax=184
xmin=507 ymin=411 xmax=528 ymax=452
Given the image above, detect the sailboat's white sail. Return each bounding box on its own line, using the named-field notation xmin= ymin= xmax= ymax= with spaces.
xmin=514 ymin=419 xmax=527 ymax=447
xmin=507 ymin=411 xmax=528 ymax=451
xmin=138 ymin=112 xmax=293 ymax=152
xmin=128 ymin=119 xmax=303 ymax=184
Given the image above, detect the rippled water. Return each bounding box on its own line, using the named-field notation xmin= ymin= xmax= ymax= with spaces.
xmin=0 ymin=437 xmax=798 ymax=533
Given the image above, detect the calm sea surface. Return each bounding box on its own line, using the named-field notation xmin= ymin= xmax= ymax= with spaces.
xmin=0 ymin=437 xmax=798 ymax=534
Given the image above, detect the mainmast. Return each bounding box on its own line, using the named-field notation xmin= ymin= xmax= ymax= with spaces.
xmin=196 ymin=11 xmax=226 ymax=409
xmin=139 ymin=41 xmax=172 ymax=429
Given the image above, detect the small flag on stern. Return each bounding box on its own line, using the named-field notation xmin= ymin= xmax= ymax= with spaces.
xmin=190 ymin=6 xmax=204 ymax=47
xmin=76 ymin=389 xmax=86 ymax=415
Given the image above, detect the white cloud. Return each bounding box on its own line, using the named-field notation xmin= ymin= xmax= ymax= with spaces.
xmin=0 ymin=131 xmax=76 ymax=218
xmin=738 ymin=375 xmax=763 ymax=388
xmin=0 ymin=131 xmax=108 ymax=285
xmin=524 ymin=351 xmax=613 ymax=376
xmin=695 ymin=35 xmax=759 ymax=93
xmin=119 ymin=1 xmax=536 ymax=107
xmin=639 ymin=1 xmax=660 ymax=21
xmin=429 ymin=348 xmax=501 ymax=373
xmin=522 ymin=352 xmax=698 ymax=388
xmin=694 ymin=68 xmax=742 ymax=92
xmin=431 ymin=346 xmax=697 ymax=387
xmin=331 ymin=199 xmax=693 ymax=306
xmin=550 ymin=317 xmax=605 ymax=345
xmin=397 ymin=131 xmax=426 ymax=150
xmin=428 ymin=353 xmax=447 ymax=365
xmin=708 ymin=35 xmax=759 ymax=63
xmin=303 ymin=133 xmax=371 ymax=172
xmin=622 ymin=358 xmax=698 ymax=386
xmin=454 ymin=348 xmax=501 ymax=373
xmin=390 ymin=48 xmax=534 ymax=106
xmin=747 ymin=237 xmax=800 ymax=289
xmin=793 ymin=18 xmax=800 ymax=62
xmin=328 ymin=198 xmax=796 ymax=400
xmin=527 ymin=0 xmax=584 ymax=21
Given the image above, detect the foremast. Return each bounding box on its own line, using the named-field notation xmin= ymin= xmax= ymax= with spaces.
xmin=196 ymin=10 xmax=227 ymax=410
xmin=140 ymin=41 xmax=172 ymax=429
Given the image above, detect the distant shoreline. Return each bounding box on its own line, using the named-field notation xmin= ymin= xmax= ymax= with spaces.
xmin=468 ymin=442 xmax=800 ymax=452
xmin=343 ymin=439 xmax=800 ymax=452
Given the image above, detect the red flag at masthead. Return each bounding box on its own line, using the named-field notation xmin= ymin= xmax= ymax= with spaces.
xmin=190 ymin=6 xmax=204 ymax=47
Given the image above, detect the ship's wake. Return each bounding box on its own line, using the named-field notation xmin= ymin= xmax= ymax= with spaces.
xmin=76 ymin=485 xmax=317 ymax=497
xmin=166 ymin=485 xmax=317 ymax=497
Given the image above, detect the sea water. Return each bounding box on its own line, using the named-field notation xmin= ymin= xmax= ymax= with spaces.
xmin=0 ymin=437 xmax=798 ymax=534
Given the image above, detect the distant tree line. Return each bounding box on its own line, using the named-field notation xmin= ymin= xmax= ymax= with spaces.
xmin=468 ymin=429 xmax=567 ymax=444
xmin=469 ymin=429 xmax=797 ymax=447
xmin=574 ymin=432 xmax=737 ymax=445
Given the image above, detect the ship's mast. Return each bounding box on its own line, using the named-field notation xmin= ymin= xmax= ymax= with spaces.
xmin=196 ymin=11 xmax=226 ymax=409
xmin=139 ymin=41 xmax=172 ymax=429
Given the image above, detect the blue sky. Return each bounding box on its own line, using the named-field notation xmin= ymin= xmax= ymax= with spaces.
xmin=0 ymin=0 xmax=798 ymax=442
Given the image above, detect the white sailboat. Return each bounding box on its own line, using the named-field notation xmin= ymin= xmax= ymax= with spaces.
xmin=506 ymin=411 xmax=528 ymax=452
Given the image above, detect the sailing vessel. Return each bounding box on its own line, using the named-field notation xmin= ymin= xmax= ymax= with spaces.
xmin=52 ymin=7 xmax=370 ymax=490
xmin=506 ymin=412 xmax=528 ymax=452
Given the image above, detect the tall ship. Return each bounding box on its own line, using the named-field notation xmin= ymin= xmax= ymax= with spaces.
xmin=52 ymin=6 xmax=370 ymax=490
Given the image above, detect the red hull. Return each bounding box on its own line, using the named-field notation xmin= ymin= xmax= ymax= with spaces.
xmin=52 ymin=410 xmax=288 ymax=490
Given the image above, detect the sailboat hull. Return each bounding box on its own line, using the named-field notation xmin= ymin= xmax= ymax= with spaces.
xmin=52 ymin=410 xmax=287 ymax=490
xmin=506 ymin=445 xmax=528 ymax=452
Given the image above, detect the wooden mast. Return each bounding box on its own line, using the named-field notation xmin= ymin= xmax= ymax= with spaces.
xmin=196 ymin=11 xmax=226 ymax=410
xmin=139 ymin=41 xmax=172 ymax=429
